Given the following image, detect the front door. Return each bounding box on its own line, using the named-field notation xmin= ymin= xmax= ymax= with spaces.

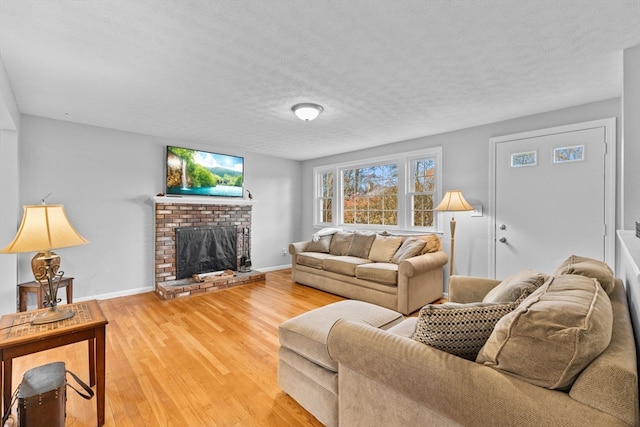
xmin=490 ymin=119 xmax=615 ymax=279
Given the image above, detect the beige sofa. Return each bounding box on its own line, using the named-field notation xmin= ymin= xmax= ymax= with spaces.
xmin=289 ymin=231 xmax=448 ymax=315
xmin=327 ymin=270 xmax=639 ymax=426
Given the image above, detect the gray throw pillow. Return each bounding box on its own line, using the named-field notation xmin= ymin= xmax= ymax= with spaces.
xmin=391 ymin=238 xmax=427 ymax=264
xmin=305 ymin=235 xmax=332 ymax=253
xmin=329 ymin=232 xmax=354 ymax=256
xmin=347 ymin=232 xmax=376 ymax=259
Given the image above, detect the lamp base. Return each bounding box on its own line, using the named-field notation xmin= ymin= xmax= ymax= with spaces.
xmin=30 ymin=306 xmax=75 ymax=325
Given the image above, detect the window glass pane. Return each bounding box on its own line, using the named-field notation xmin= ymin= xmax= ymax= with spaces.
xmin=342 ymin=163 xmax=398 ymax=226
xmin=410 ymin=158 xmax=436 ymax=227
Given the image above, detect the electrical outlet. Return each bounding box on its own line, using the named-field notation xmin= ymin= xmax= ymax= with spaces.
xmin=281 ymin=248 xmax=287 ymax=256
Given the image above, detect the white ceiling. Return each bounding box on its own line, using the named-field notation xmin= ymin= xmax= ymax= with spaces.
xmin=1 ymin=1 xmax=639 ymax=161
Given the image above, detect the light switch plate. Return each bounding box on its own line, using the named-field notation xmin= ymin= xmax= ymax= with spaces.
xmin=471 ymin=204 xmax=483 ymax=217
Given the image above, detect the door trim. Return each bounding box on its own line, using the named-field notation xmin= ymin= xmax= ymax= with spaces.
xmin=488 ymin=118 xmax=616 ymax=278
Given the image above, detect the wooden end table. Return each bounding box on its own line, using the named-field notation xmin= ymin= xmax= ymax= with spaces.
xmin=0 ymin=300 xmax=108 ymax=426
xmin=17 ymin=277 xmax=74 ymax=312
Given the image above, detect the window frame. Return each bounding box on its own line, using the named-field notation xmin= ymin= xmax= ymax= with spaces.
xmin=313 ymin=147 xmax=442 ymax=232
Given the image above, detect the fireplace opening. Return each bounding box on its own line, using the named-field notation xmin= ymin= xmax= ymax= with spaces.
xmin=175 ymin=226 xmax=237 ymax=280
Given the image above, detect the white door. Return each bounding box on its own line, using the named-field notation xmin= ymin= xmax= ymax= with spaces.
xmin=491 ymin=119 xmax=615 ymax=279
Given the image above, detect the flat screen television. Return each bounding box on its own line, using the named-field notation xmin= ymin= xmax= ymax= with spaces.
xmin=166 ymin=145 xmax=244 ymax=197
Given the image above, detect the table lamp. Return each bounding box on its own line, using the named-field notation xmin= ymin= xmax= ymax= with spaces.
xmin=1 ymin=204 xmax=88 ymax=324
xmin=434 ymin=190 xmax=473 ymax=277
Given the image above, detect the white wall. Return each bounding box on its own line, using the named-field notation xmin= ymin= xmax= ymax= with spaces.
xmin=0 ymin=53 xmax=20 ymax=315
xmin=301 ymin=98 xmax=621 ymax=285
xmin=10 ymin=115 xmax=301 ymax=312
xmin=623 ymin=45 xmax=640 ymax=229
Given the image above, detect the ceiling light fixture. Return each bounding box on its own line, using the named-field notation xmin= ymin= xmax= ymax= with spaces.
xmin=292 ymin=103 xmax=324 ymax=121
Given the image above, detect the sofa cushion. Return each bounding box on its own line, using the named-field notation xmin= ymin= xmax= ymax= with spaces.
xmin=329 ymin=232 xmax=354 ymax=256
xmin=297 ymin=252 xmax=334 ymax=269
xmin=305 ymin=235 xmax=332 ymax=253
xmin=347 ymin=232 xmax=376 ymax=259
xmin=279 ymin=300 xmax=404 ymax=372
xmin=482 ymin=269 xmax=548 ymax=304
xmin=415 ymin=234 xmax=442 ymax=254
xmin=412 ymin=300 xmax=522 ymax=360
xmin=368 ymin=235 xmax=403 ymax=262
xmin=324 ymin=256 xmax=371 ymax=276
xmin=391 ymin=237 xmax=427 ymax=264
xmin=553 ymin=255 xmax=615 ymax=294
xmin=476 ymin=275 xmax=613 ymax=390
xmin=355 ymin=263 xmax=398 ymax=286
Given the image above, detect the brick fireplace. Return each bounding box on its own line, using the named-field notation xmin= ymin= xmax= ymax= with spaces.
xmin=153 ymin=196 xmax=265 ymax=300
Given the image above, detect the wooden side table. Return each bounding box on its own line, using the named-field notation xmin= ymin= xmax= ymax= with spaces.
xmin=0 ymin=300 xmax=108 ymax=426
xmin=17 ymin=277 xmax=74 ymax=312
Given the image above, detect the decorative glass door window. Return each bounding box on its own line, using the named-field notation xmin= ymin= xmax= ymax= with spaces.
xmin=554 ymin=145 xmax=585 ymax=163
xmin=511 ymin=151 xmax=537 ymax=167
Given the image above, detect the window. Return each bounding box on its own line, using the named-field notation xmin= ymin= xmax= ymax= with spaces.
xmin=314 ymin=147 xmax=442 ymax=231
xmin=343 ymin=163 xmax=398 ymax=225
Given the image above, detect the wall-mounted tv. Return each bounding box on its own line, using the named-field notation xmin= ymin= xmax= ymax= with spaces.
xmin=166 ymin=145 xmax=244 ymax=197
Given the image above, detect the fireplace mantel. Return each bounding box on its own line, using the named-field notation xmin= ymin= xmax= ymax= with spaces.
xmin=153 ymin=195 xmax=255 ymax=206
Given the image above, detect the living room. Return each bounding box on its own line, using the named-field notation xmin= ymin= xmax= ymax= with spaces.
xmin=1 ymin=1 xmax=640 ymax=426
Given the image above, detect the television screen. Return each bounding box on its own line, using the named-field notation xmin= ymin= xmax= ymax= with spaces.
xmin=166 ymin=146 xmax=244 ymax=197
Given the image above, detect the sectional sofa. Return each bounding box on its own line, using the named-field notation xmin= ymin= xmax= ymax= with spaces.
xmin=289 ymin=230 xmax=448 ymax=315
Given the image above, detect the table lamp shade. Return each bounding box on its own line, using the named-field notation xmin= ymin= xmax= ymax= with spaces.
xmin=1 ymin=204 xmax=88 ymax=254
xmin=434 ymin=190 xmax=473 ymax=212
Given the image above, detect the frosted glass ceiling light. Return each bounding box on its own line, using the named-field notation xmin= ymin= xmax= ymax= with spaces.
xmin=292 ymin=103 xmax=323 ymax=121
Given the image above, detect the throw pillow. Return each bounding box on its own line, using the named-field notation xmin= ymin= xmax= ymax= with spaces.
xmin=476 ymin=275 xmax=613 ymax=390
xmin=412 ymin=299 xmax=522 ymax=360
xmin=391 ymin=238 xmax=427 ymax=264
xmin=329 ymin=231 xmax=354 ymax=256
xmin=305 ymin=235 xmax=332 ymax=253
xmin=347 ymin=232 xmax=377 ymax=259
xmin=415 ymin=234 xmax=442 ymax=254
xmin=553 ymin=255 xmax=615 ymax=294
xmin=368 ymin=235 xmax=403 ymax=262
xmin=482 ymin=269 xmax=549 ymax=304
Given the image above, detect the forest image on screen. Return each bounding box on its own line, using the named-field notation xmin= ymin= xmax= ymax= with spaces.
xmin=166 ymin=146 xmax=244 ymax=197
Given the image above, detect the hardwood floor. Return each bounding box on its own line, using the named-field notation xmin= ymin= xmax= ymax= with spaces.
xmin=7 ymin=269 xmax=345 ymax=426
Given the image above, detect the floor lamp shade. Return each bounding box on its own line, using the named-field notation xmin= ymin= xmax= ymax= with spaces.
xmin=434 ymin=191 xmax=473 ymax=277
xmin=1 ymin=204 xmax=88 ymax=324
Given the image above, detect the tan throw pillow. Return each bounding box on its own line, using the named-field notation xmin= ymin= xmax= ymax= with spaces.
xmin=553 ymin=255 xmax=615 ymax=294
xmin=347 ymin=232 xmax=376 ymax=259
xmin=416 ymin=234 xmax=442 ymax=254
xmin=477 ymin=275 xmax=613 ymax=390
xmin=368 ymin=235 xmax=403 ymax=262
xmin=391 ymin=238 xmax=427 ymax=264
xmin=305 ymin=235 xmax=332 ymax=253
xmin=482 ymin=269 xmax=549 ymax=304
xmin=329 ymin=232 xmax=354 ymax=256
xmin=412 ymin=299 xmax=522 ymax=360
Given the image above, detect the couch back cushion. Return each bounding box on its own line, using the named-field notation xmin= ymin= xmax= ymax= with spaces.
xmin=329 ymin=231 xmax=354 ymax=256
xmin=347 ymin=232 xmax=377 ymax=259
xmin=553 ymin=254 xmax=615 ymax=294
xmin=368 ymin=235 xmax=403 ymax=262
xmin=482 ymin=269 xmax=548 ymax=303
xmin=477 ymin=275 xmax=613 ymax=390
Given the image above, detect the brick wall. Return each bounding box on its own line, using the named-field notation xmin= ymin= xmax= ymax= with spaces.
xmin=155 ymin=201 xmax=252 ymax=285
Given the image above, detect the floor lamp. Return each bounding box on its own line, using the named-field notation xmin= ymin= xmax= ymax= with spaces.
xmin=1 ymin=203 xmax=88 ymax=324
xmin=435 ymin=190 xmax=473 ymax=277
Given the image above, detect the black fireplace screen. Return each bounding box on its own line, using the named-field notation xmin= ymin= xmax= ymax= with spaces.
xmin=175 ymin=226 xmax=237 ymax=280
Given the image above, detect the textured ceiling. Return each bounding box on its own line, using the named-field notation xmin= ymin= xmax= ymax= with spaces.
xmin=1 ymin=1 xmax=639 ymax=161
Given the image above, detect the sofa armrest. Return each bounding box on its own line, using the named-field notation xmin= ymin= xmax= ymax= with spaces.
xmin=289 ymin=241 xmax=310 ymax=255
xmin=398 ymin=251 xmax=448 ymax=278
xmin=327 ymin=319 xmax=627 ymax=427
xmin=397 ymin=251 xmax=448 ymax=314
xmin=448 ymin=275 xmax=501 ymax=303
